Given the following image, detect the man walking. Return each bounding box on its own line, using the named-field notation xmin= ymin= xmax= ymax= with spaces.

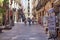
xmin=28 ymin=17 xmax=31 ymax=26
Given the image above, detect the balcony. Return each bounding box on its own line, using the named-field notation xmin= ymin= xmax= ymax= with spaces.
xmin=36 ymin=0 xmax=49 ymax=11
xmin=54 ymin=0 xmax=60 ymax=6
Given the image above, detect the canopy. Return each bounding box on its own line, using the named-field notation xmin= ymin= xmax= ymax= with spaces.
xmin=48 ymin=8 xmax=54 ymax=13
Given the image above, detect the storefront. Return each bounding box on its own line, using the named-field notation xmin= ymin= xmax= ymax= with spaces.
xmin=36 ymin=7 xmax=44 ymax=24
xmin=53 ymin=0 xmax=60 ymax=37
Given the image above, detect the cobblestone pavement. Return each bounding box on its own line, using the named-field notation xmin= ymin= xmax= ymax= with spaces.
xmin=0 ymin=23 xmax=49 ymax=40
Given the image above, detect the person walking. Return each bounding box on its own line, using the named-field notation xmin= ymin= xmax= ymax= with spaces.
xmin=28 ymin=17 xmax=31 ymax=26
xmin=32 ymin=17 xmax=35 ymax=25
xmin=24 ymin=18 xmax=27 ymax=25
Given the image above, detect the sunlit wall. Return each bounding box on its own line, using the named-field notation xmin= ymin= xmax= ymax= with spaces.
xmin=21 ymin=0 xmax=33 ymax=18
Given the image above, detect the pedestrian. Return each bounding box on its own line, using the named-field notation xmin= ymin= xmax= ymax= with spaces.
xmin=10 ymin=10 xmax=14 ymax=26
xmin=24 ymin=18 xmax=27 ymax=25
xmin=38 ymin=17 xmax=41 ymax=24
xmin=32 ymin=17 xmax=35 ymax=25
xmin=28 ymin=17 xmax=31 ymax=26
xmin=3 ymin=13 xmax=5 ymax=25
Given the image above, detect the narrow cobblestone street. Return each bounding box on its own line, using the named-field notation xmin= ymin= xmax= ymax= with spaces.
xmin=0 ymin=0 xmax=60 ymax=40
xmin=0 ymin=23 xmax=48 ymax=40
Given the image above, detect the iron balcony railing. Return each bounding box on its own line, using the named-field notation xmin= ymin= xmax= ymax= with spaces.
xmin=36 ymin=0 xmax=49 ymax=11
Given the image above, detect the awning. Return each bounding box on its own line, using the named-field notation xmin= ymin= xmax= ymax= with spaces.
xmin=48 ymin=8 xmax=54 ymax=13
xmin=14 ymin=0 xmax=21 ymax=4
xmin=54 ymin=0 xmax=60 ymax=6
xmin=36 ymin=0 xmax=49 ymax=11
xmin=36 ymin=1 xmax=42 ymax=11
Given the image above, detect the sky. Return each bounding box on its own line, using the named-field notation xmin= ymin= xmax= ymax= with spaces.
xmin=21 ymin=0 xmax=33 ymax=14
xmin=21 ymin=0 xmax=33 ymax=18
xmin=21 ymin=0 xmax=28 ymax=9
xmin=11 ymin=0 xmax=33 ymax=14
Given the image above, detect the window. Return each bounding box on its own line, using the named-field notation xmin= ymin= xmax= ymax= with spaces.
xmin=28 ymin=0 xmax=29 ymax=1
xmin=28 ymin=6 xmax=30 ymax=9
xmin=28 ymin=9 xmax=30 ymax=12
